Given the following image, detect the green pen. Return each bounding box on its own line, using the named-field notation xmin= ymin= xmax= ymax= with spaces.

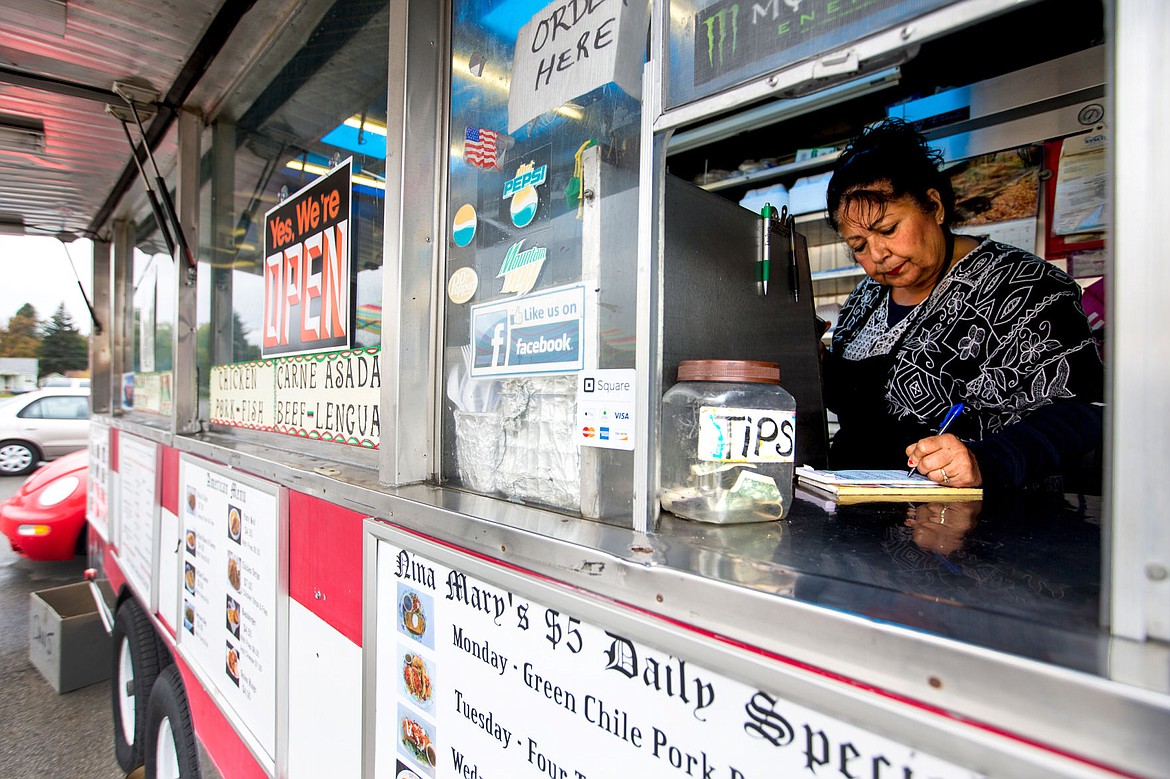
xmin=759 ymin=204 xmax=773 ymax=295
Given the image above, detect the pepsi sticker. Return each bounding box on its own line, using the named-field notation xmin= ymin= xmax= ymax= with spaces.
xmin=510 ymin=184 xmax=539 ymax=227
xmin=452 ymin=203 xmax=477 ymax=247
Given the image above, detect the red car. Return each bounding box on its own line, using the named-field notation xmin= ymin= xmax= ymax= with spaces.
xmin=0 ymin=449 xmax=88 ymax=561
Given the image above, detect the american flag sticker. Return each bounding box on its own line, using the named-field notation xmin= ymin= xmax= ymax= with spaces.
xmin=464 ymin=126 xmax=500 ymax=169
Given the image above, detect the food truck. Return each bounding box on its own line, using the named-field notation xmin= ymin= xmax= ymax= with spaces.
xmin=4 ymin=0 xmax=1167 ymax=776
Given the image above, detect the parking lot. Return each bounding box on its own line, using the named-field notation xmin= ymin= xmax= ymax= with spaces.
xmin=0 ymin=472 xmax=125 ymax=778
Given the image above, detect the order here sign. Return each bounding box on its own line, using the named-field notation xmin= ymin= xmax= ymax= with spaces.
xmin=262 ymin=158 xmax=353 ymax=357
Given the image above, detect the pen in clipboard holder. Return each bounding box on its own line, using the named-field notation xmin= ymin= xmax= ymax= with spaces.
xmin=784 ymin=207 xmax=799 ymax=302
xmin=758 ymin=203 xmax=774 ymax=296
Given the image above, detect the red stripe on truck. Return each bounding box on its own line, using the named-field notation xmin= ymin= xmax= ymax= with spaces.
xmin=288 ymin=491 xmax=364 ymax=646
xmin=176 ymin=655 xmax=268 ymax=779
xmin=160 ymin=444 xmax=180 ymax=516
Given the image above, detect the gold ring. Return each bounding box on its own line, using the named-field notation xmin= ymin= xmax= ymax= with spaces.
xmin=940 ymin=468 xmax=950 ymax=484
xmin=939 ymin=507 xmax=948 ymax=525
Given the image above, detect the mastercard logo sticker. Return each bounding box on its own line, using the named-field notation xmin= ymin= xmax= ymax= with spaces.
xmin=452 ymin=203 xmax=477 ymax=247
xmin=582 ymin=426 xmax=596 ymax=438
xmin=510 ymin=184 xmax=539 ymax=228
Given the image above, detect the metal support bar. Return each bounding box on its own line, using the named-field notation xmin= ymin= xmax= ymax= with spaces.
xmin=173 ymin=110 xmax=200 ymax=434
xmin=111 ymin=220 xmax=133 ymax=413
xmin=379 ymin=0 xmax=447 ymax=487
xmin=89 ymin=238 xmax=112 ymax=414
xmin=1111 ymin=0 xmax=1170 ymax=642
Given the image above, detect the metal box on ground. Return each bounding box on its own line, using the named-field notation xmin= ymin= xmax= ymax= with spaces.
xmin=28 ymin=582 xmax=111 ymax=693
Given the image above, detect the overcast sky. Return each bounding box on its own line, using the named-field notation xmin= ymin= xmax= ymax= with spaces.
xmin=0 ymin=235 xmax=95 ymax=336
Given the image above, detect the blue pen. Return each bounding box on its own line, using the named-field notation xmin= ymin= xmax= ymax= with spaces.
xmin=908 ymin=402 xmax=965 ymax=477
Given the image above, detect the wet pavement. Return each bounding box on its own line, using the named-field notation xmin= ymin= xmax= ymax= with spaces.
xmin=0 ymin=472 xmax=126 ymax=779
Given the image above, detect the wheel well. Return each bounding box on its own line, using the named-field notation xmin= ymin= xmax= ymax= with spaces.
xmin=115 ymin=587 xmax=175 ymax=667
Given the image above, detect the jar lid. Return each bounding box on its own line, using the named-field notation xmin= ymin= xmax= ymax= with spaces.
xmin=676 ymin=359 xmax=780 ymax=384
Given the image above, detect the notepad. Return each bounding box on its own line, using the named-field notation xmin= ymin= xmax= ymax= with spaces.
xmin=795 ymin=466 xmax=983 ymax=502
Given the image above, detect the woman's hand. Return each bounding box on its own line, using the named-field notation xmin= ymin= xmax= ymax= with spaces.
xmin=906 ymin=433 xmax=983 ymax=487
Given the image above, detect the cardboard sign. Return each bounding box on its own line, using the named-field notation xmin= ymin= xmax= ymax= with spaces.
xmin=209 ymin=347 xmax=381 ymax=449
xmin=507 ymin=0 xmax=648 ymax=133
xmin=262 ymin=159 xmax=353 ymax=357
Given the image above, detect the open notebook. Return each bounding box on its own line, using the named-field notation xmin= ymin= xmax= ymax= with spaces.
xmin=795 ymin=466 xmax=983 ymax=503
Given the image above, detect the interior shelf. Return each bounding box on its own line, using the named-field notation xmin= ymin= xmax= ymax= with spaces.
xmin=696 ymin=152 xmax=841 ymax=193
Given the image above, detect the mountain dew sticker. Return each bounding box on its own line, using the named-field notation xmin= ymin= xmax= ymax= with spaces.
xmin=497 ymin=239 xmax=547 ymax=295
xmin=697 ymin=406 xmax=795 ymax=462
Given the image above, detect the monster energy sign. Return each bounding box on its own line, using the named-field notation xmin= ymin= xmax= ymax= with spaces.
xmin=693 ymin=0 xmax=912 ymax=86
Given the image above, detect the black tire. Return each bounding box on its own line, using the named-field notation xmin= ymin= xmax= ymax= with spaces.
xmin=74 ymin=522 xmax=89 ymax=556
xmin=111 ymin=599 xmax=165 ymax=772
xmin=0 ymin=439 xmax=40 ymax=476
xmin=145 ymin=665 xmax=201 ymax=779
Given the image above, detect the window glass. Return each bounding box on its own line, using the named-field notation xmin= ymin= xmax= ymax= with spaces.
xmin=440 ymin=1 xmax=645 ymax=520
xmin=128 ymin=238 xmax=176 ymax=417
xmin=197 ymin=0 xmax=388 ymax=457
xmin=19 ymin=396 xmax=89 ymax=420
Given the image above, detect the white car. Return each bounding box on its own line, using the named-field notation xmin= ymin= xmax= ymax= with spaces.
xmin=0 ymin=388 xmax=90 ymax=475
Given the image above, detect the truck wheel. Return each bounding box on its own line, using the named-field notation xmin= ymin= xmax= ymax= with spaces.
xmin=111 ymin=599 xmax=165 ymax=772
xmin=145 ymin=665 xmax=201 ymax=779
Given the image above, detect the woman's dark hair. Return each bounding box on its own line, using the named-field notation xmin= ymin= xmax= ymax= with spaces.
xmin=825 ymin=118 xmax=957 ymax=232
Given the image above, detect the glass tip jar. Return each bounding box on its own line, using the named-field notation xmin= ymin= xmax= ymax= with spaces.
xmin=659 ymin=359 xmax=797 ymax=524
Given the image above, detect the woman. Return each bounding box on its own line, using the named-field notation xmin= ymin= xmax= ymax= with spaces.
xmin=822 ymin=119 xmax=1103 ymax=490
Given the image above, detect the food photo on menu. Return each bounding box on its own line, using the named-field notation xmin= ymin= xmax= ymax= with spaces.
xmin=186 ymin=486 xmax=197 ymax=514
xmin=225 ymin=641 xmax=241 ymax=687
xmin=186 ymin=528 xmax=196 ymax=555
xmin=226 ymin=594 xmax=241 ymax=638
xmin=399 ymin=649 xmax=434 ymax=710
xmin=227 ymin=553 xmax=241 ymax=591
xmin=228 ymin=503 xmax=242 ymax=544
xmin=398 ymin=704 xmax=437 ymax=777
xmin=395 ymin=761 xmax=424 ymax=779
xmin=183 ymin=600 xmax=195 ymax=634
xmin=397 ymin=585 xmax=434 ymax=650
xmin=184 ymin=562 xmax=196 ymax=595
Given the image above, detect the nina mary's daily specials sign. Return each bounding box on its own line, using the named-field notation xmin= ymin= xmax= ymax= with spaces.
xmin=263 ymin=158 xmax=353 ymax=358
xmin=373 ymin=530 xmax=981 ymax=779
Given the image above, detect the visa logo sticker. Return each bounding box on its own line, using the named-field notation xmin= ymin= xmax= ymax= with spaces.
xmin=576 ymin=369 xmax=636 ymax=451
xmin=503 ymin=163 xmax=548 ymax=199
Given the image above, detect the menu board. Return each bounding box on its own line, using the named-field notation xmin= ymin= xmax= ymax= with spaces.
xmin=116 ymin=434 xmax=158 ymax=600
xmin=208 ymin=347 xmax=380 ymax=448
xmin=373 ymin=534 xmax=977 ymax=779
xmin=178 ymin=456 xmax=281 ymax=759
xmin=86 ymin=418 xmax=111 ymax=540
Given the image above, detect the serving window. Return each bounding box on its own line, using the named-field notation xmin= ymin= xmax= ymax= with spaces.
xmin=125 ymin=226 xmax=177 ymax=421
xmin=437 ymin=0 xmax=647 ymax=520
xmin=194 ymin=0 xmax=389 ymax=460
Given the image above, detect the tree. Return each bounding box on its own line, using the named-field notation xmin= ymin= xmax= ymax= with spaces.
xmin=0 ymin=303 xmax=40 ymax=358
xmin=196 ymin=313 xmax=262 ymax=398
xmin=38 ymin=303 xmax=88 ymax=376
